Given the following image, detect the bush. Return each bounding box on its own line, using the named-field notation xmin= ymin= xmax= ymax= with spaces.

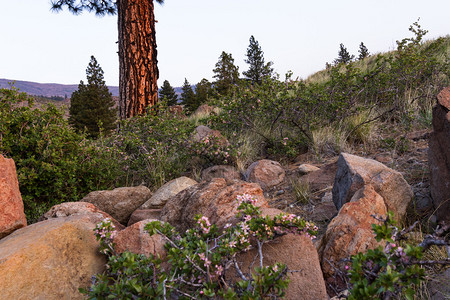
xmin=0 ymin=88 xmax=121 ymax=222
xmin=82 ymin=194 xmax=318 ymax=299
xmin=347 ymin=212 xmax=426 ymax=300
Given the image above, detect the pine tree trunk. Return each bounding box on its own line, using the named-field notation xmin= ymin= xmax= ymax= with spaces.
xmin=117 ymin=0 xmax=158 ymax=119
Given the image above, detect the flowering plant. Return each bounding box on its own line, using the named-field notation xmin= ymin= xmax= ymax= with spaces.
xmin=82 ymin=193 xmax=317 ymax=299
xmin=347 ymin=212 xmax=425 ymax=300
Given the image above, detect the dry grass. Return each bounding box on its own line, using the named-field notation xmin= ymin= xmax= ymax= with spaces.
xmin=290 ymin=177 xmax=311 ymax=205
xmin=312 ymin=126 xmax=350 ymax=158
xmin=234 ymin=130 xmax=266 ymax=173
xmin=188 ymin=106 xmax=222 ymax=126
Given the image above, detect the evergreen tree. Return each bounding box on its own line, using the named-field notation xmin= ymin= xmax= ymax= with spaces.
xmin=52 ymin=0 xmax=165 ymax=119
xmin=69 ymin=55 xmax=117 ymax=138
xmin=333 ymin=43 xmax=355 ymax=65
xmin=358 ymin=42 xmax=370 ymax=60
xmin=195 ymin=78 xmax=212 ymax=108
xmin=243 ymin=35 xmax=274 ymax=84
xmin=212 ymin=51 xmax=240 ymax=95
xmin=180 ymin=78 xmax=196 ymax=113
xmin=159 ymin=80 xmax=178 ymax=106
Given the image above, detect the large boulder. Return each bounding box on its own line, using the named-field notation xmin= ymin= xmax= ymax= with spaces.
xmin=244 ymin=159 xmax=285 ymax=191
xmin=128 ymin=209 xmax=162 ymax=226
xmin=429 ymin=87 xmax=450 ymax=225
xmin=160 ymin=178 xmax=268 ymax=232
xmin=82 ymin=186 xmax=152 ymax=224
xmin=39 ymin=201 xmax=124 ymax=230
xmin=319 ymin=185 xmax=387 ymax=279
xmin=229 ymin=233 xmax=327 ymax=300
xmin=332 ymin=153 xmax=413 ymax=221
xmin=113 ymin=219 xmax=166 ymax=259
xmin=0 ymin=155 xmax=27 ymax=239
xmin=0 ymin=214 xmax=106 ymax=299
xmin=140 ymin=177 xmax=197 ymax=209
xmin=201 ymin=165 xmax=241 ymax=184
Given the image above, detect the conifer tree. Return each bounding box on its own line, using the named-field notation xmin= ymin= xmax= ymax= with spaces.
xmin=69 ymin=55 xmax=117 ymax=138
xmin=52 ymin=0 xmax=165 ymax=119
xmin=212 ymin=51 xmax=240 ymax=95
xmin=334 ymin=43 xmax=355 ymax=65
xmin=243 ymin=35 xmax=273 ymax=84
xmin=195 ymin=78 xmax=212 ymax=108
xmin=159 ymin=80 xmax=178 ymax=106
xmin=358 ymin=42 xmax=370 ymax=60
xmin=180 ymin=78 xmax=196 ymax=113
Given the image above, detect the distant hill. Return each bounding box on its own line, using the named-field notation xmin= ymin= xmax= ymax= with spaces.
xmin=0 ymin=78 xmax=119 ymax=97
xmin=0 ymin=78 xmax=188 ymax=99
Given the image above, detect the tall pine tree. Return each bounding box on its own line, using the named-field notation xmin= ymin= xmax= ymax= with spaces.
xmin=333 ymin=43 xmax=355 ymax=65
xmin=180 ymin=78 xmax=196 ymax=113
xmin=195 ymin=78 xmax=212 ymax=108
xmin=358 ymin=42 xmax=370 ymax=60
xmin=159 ymin=80 xmax=178 ymax=106
xmin=69 ymin=56 xmax=117 ymax=138
xmin=212 ymin=51 xmax=240 ymax=95
xmin=243 ymin=35 xmax=273 ymax=84
xmin=52 ymin=0 xmax=165 ymax=119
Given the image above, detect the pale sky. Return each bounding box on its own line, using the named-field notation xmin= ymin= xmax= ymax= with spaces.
xmin=0 ymin=0 xmax=449 ymax=88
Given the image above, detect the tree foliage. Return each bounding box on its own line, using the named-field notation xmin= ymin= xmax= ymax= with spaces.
xmin=69 ymin=55 xmax=117 ymax=138
xmin=195 ymin=78 xmax=212 ymax=108
xmin=180 ymin=78 xmax=196 ymax=113
xmin=243 ymin=35 xmax=274 ymax=84
xmin=334 ymin=43 xmax=355 ymax=65
xmin=159 ymin=80 xmax=178 ymax=106
xmin=358 ymin=42 xmax=370 ymax=60
xmin=212 ymin=51 xmax=240 ymax=95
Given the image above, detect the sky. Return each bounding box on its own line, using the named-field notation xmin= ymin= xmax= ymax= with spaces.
xmin=0 ymin=0 xmax=449 ymax=88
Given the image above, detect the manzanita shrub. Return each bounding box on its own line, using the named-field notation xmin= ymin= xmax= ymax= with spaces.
xmin=81 ymin=194 xmax=318 ymax=299
xmin=0 ymin=87 xmax=122 ymax=222
xmin=347 ymin=212 xmax=425 ymax=300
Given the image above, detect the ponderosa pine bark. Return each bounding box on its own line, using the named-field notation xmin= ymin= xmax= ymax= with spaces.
xmin=117 ymin=0 xmax=159 ymax=119
xmin=51 ymin=0 xmax=162 ymax=119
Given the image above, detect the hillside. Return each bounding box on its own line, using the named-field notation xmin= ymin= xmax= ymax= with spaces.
xmin=0 ymin=78 xmax=186 ymax=99
xmin=0 ymin=78 xmax=119 ymax=97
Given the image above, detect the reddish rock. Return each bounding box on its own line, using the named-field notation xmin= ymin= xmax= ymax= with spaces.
xmin=160 ymin=178 xmax=268 ymax=232
xmin=128 ymin=209 xmax=161 ymax=227
xmin=114 ymin=219 xmax=166 ymax=259
xmin=82 ymin=186 xmax=152 ymax=225
xmin=244 ymin=159 xmax=285 ymax=190
xmin=319 ymin=185 xmax=387 ymax=279
xmin=0 ymin=214 xmax=106 ymax=299
xmin=0 ymin=155 xmax=27 ymax=239
xmin=39 ymin=202 xmax=124 ymax=230
xmin=429 ymin=87 xmax=450 ymax=224
xmin=298 ymin=164 xmax=320 ymax=175
xmin=311 ymin=202 xmax=338 ymax=222
xmin=193 ymin=125 xmax=229 ymax=147
xmin=332 ymin=153 xmax=412 ymax=221
xmin=201 ymin=165 xmax=241 ymax=184
xmin=300 ymin=161 xmax=337 ymax=193
xmin=140 ymin=177 xmax=197 ymax=209
xmin=229 ymin=234 xmax=327 ymax=300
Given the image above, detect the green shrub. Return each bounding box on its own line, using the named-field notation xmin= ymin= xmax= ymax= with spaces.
xmin=0 ymin=87 xmax=121 ymax=222
xmin=82 ymin=194 xmax=318 ymax=299
xmin=348 ymin=212 xmax=426 ymax=300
